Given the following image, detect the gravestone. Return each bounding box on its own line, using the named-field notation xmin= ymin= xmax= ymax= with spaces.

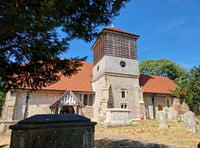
xmin=181 ymin=111 xmax=196 ymax=132
xmin=157 ymin=111 xmax=168 ymax=128
xmin=172 ymin=98 xmax=181 ymax=114
xmin=196 ymin=116 xmax=200 ymax=125
xmin=9 ymin=114 xmax=97 ymax=148
xmin=181 ymin=101 xmax=190 ymax=114
xmin=171 ymin=110 xmax=178 ymax=122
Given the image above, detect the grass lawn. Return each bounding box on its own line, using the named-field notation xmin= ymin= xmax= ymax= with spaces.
xmin=0 ymin=120 xmax=199 ymax=148
xmin=95 ymin=120 xmax=200 ymax=148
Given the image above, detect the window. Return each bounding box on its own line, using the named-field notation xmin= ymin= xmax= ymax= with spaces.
xmin=83 ymin=95 xmax=88 ymax=106
xmin=121 ymin=91 xmax=126 ymax=98
xmin=89 ymin=95 xmax=93 ymax=106
xmin=121 ymin=103 xmax=127 ymax=109
xmin=167 ymin=99 xmax=170 ymax=107
xmin=83 ymin=94 xmax=94 ymax=106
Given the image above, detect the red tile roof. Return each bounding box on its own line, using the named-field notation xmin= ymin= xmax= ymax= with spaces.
xmin=105 ymin=27 xmax=140 ymax=38
xmin=139 ymin=75 xmax=177 ymax=94
xmin=42 ymin=61 xmax=93 ymax=92
xmin=40 ymin=62 xmax=177 ymax=95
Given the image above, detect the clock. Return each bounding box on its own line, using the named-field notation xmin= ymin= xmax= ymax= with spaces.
xmin=120 ymin=61 xmax=126 ymax=67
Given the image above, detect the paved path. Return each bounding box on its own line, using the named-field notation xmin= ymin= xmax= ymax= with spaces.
xmin=95 ymin=132 xmax=184 ymax=148
xmin=95 ymin=132 xmax=142 ymax=141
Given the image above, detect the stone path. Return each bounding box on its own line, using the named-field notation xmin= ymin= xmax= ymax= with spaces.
xmin=95 ymin=132 xmax=184 ymax=148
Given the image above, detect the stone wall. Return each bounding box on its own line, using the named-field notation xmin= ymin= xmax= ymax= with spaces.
xmin=82 ymin=106 xmax=94 ymax=120
xmin=144 ymin=94 xmax=173 ymax=119
xmin=1 ymin=91 xmax=17 ymax=121
xmin=13 ymin=90 xmax=64 ymax=120
xmin=92 ymin=76 xmax=107 ymax=121
xmin=2 ymin=90 xmax=97 ymax=123
xmin=92 ymin=56 xmax=139 ymax=81
xmin=92 ymin=73 xmax=145 ymax=122
xmin=106 ymin=75 xmax=144 ymax=113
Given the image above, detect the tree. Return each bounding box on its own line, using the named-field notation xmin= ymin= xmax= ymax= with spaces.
xmin=139 ymin=59 xmax=188 ymax=85
xmin=176 ymin=66 xmax=200 ymax=105
xmin=0 ymin=0 xmax=129 ymax=90
xmin=0 ymin=90 xmax=6 ymax=115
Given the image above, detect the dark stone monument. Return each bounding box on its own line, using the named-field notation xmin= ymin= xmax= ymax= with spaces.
xmin=9 ymin=114 xmax=97 ymax=148
xmin=197 ymin=142 xmax=200 ymax=148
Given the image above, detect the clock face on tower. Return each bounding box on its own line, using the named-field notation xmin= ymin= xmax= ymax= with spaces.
xmin=120 ymin=61 xmax=126 ymax=67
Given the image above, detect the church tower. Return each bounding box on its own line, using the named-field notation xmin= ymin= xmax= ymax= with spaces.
xmin=92 ymin=27 xmax=144 ymax=122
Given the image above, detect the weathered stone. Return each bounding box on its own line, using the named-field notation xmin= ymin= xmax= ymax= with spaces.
xmin=196 ymin=116 xmax=200 ymax=125
xmin=172 ymin=98 xmax=182 ymax=114
xmin=181 ymin=111 xmax=196 ymax=132
xmin=181 ymin=101 xmax=190 ymax=114
xmin=157 ymin=111 xmax=168 ymax=128
xmin=101 ymin=108 xmax=132 ymax=126
xmin=0 ymin=123 xmax=5 ymax=134
xmin=9 ymin=114 xmax=97 ymax=148
xmin=171 ymin=110 xmax=178 ymax=122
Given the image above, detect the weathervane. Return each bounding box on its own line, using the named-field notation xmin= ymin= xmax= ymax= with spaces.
xmin=111 ymin=22 xmax=115 ymax=28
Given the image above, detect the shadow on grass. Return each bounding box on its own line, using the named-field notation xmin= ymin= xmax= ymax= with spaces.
xmin=0 ymin=144 xmax=8 ymax=148
xmin=95 ymin=138 xmax=172 ymax=148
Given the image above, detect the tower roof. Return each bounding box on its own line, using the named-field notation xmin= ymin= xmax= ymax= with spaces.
xmin=92 ymin=27 xmax=139 ymax=50
xmin=104 ymin=27 xmax=140 ymax=38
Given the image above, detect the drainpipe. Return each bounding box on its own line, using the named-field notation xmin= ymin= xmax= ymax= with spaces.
xmin=152 ymin=95 xmax=155 ymax=119
xmin=24 ymin=91 xmax=30 ymax=119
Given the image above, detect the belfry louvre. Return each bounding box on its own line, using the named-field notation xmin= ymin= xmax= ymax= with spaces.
xmin=93 ymin=28 xmax=139 ymax=65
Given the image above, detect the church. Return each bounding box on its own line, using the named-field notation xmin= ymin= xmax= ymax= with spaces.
xmin=1 ymin=27 xmax=177 ymax=124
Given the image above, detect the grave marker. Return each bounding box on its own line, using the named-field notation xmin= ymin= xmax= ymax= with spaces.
xmin=157 ymin=111 xmax=168 ymax=128
xmin=181 ymin=111 xmax=196 ymax=132
xmin=171 ymin=110 xmax=178 ymax=122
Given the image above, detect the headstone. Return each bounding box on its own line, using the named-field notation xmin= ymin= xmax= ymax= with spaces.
xmin=181 ymin=101 xmax=190 ymax=114
xmin=196 ymin=116 xmax=200 ymax=125
xmin=172 ymin=98 xmax=181 ymax=114
xmin=181 ymin=111 xmax=196 ymax=132
xmin=157 ymin=111 xmax=168 ymax=128
xmin=0 ymin=123 xmax=5 ymax=134
xmin=9 ymin=114 xmax=97 ymax=148
xmin=171 ymin=110 xmax=178 ymax=122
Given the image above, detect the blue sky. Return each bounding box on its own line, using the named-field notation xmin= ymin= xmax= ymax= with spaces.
xmin=60 ymin=0 xmax=200 ymax=70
